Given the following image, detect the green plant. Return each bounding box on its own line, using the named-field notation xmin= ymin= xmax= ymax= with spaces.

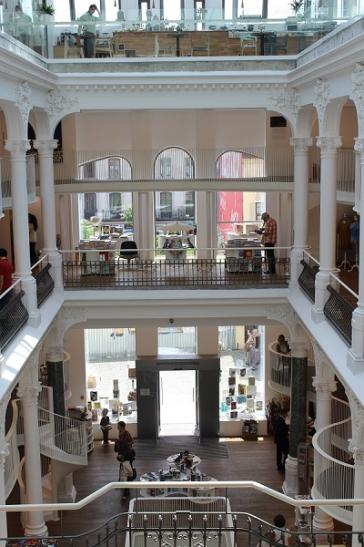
xmin=37 ymin=3 xmax=55 ymax=15
xmin=289 ymin=0 xmax=303 ymax=15
xmin=123 ymin=207 xmax=133 ymax=223
xmin=80 ymin=219 xmax=94 ymax=240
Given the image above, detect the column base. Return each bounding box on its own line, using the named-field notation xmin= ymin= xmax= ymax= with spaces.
xmin=282 ymin=456 xmax=299 ymax=496
xmin=313 ymin=507 xmax=334 ymax=534
xmin=311 ymin=306 xmax=325 ymax=323
xmin=24 ymin=522 xmax=48 ymax=537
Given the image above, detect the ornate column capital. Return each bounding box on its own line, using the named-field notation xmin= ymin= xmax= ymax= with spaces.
xmin=349 ymin=443 xmax=364 ymax=466
xmin=17 ymin=383 xmax=42 ymax=403
xmin=290 ymin=137 xmax=313 ymax=153
xmin=4 ymin=139 xmax=30 ymax=157
xmin=316 ymin=136 xmax=342 ymax=155
xmin=33 ymin=139 xmax=58 ymax=157
xmin=313 ymin=78 xmax=330 ymax=129
xmin=354 ymin=137 xmax=364 ymax=155
xmin=312 ymin=376 xmax=337 ymax=395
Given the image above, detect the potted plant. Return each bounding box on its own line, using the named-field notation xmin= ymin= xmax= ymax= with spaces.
xmin=289 ymin=0 xmax=303 ymax=16
xmin=37 ymin=2 xmax=55 ymax=22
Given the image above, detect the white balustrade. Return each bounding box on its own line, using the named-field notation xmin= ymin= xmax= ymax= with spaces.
xmin=312 ymin=396 xmax=354 ymax=525
xmin=4 ymin=400 xmax=20 ymax=499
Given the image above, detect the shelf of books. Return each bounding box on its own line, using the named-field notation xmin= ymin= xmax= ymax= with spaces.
xmin=219 ymin=364 xmax=266 ymax=437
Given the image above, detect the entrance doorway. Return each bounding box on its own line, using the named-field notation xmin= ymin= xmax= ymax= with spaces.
xmin=159 ymin=370 xmax=197 ymax=436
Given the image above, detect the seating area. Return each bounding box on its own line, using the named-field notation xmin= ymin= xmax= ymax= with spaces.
xmin=52 ymin=28 xmax=328 ymax=59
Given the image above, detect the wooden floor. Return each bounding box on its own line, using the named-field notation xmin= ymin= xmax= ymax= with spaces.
xmin=8 ymin=436 xmax=298 ymax=538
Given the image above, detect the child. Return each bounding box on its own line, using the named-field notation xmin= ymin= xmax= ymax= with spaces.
xmin=100 ymin=408 xmax=112 ymax=445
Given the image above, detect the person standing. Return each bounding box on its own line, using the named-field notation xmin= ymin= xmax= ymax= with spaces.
xmin=0 ymin=248 xmax=13 ymax=305
xmin=115 ymin=420 xmax=134 ymax=462
xmin=12 ymin=5 xmax=32 ymax=47
xmin=274 ymin=410 xmax=289 ymax=472
xmin=28 ymin=213 xmax=38 ymax=266
xmin=77 ymin=4 xmax=100 ymax=58
xmin=258 ymin=212 xmax=277 ymax=274
xmin=100 ymin=408 xmax=112 ymax=445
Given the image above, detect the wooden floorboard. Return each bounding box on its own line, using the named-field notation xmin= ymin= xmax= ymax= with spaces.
xmin=7 ymin=436 xmax=298 ymax=539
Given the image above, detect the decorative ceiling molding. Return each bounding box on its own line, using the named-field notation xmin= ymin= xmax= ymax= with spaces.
xmin=268 ymin=85 xmax=299 ymax=127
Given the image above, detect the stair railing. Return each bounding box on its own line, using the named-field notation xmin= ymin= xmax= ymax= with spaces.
xmin=312 ymin=396 xmax=353 ymax=525
xmin=4 ymin=400 xmax=20 ymax=499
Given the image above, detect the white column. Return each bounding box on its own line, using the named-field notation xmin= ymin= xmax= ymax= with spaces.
xmin=134 ymin=192 xmax=154 ymax=260
xmin=196 ymin=191 xmax=216 ymax=259
xmin=350 ymin=447 xmax=364 ymax=547
xmin=348 ymin=139 xmax=364 ymax=365
xmin=17 ymin=369 xmax=48 ymax=537
xmin=311 ymin=375 xmax=336 ymax=532
xmin=290 ymin=137 xmax=312 ymax=288
xmin=34 ymin=139 xmax=63 ymax=291
xmin=5 ymin=139 xmax=40 ymax=327
xmin=0 ymin=397 xmax=10 ymax=540
xmin=313 ymin=136 xmax=342 ymax=318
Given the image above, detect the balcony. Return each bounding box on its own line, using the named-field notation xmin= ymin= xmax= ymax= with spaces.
xmin=268 ymin=341 xmax=315 ymax=396
xmin=62 ymin=246 xmax=291 ymax=290
xmin=1 ymin=15 xmax=346 ymax=62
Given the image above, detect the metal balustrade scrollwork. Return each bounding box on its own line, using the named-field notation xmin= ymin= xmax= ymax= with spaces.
xmin=298 ymin=257 xmax=318 ymax=303
xmin=0 ymin=289 xmax=28 ymax=352
xmin=32 ymin=260 xmax=55 ymax=307
xmin=323 ymin=284 xmax=355 ymax=345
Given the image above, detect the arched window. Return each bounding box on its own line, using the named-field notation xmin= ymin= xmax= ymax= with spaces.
xmin=154 ymin=148 xmax=196 ymax=254
xmin=154 ymin=147 xmax=194 ymax=180
xmin=215 ymin=150 xmax=265 ymax=246
xmin=79 ymin=156 xmax=132 ymax=181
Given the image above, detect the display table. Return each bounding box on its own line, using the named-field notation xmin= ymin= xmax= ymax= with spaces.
xmin=225 ymin=237 xmax=262 ymax=273
xmin=79 ymin=240 xmax=116 ymax=275
xmin=166 ymin=452 xmax=201 ymax=470
xmin=139 ymin=468 xmax=216 ymax=498
xmin=160 ymin=235 xmax=194 ymax=261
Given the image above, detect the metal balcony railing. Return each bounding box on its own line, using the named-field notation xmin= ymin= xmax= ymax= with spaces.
xmin=323 ymin=272 xmax=358 ymax=345
xmin=31 ymin=255 xmax=55 ymax=307
xmin=298 ymin=250 xmax=319 ymax=303
xmin=268 ymin=341 xmax=315 ymax=395
xmin=0 ymin=280 xmax=29 ymax=352
xmin=1 ymin=481 xmax=364 ymax=546
xmin=61 ymin=246 xmax=291 ymax=290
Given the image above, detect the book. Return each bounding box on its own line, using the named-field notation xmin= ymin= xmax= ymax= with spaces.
xmin=255 ymin=400 xmax=263 ymax=411
xmin=229 ymin=387 xmax=235 ymax=396
xmin=238 ymin=384 xmax=246 ymax=395
xmin=248 ymin=376 xmax=256 ymax=385
xmin=230 ymin=411 xmax=238 ymax=419
xmin=231 ymin=401 xmax=237 ymax=410
xmin=239 ymin=368 xmax=247 ymax=378
xmin=228 ymin=376 xmax=236 ymax=386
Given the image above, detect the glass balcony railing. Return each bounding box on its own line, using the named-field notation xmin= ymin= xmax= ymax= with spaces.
xmin=0 ymin=16 xmax=349 ymax=60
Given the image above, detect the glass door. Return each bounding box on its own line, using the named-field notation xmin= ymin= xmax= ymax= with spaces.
xmin=159 ymin=370 xmax=197 ymax=436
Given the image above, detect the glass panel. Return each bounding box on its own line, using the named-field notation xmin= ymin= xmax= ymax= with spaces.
xmin=85 ymin=328 xmax=137 ymax=424
xmin=158 ymin=326 xmax=196 ymax=355
xmin=218 ymin=325 xmax=265 ymax=421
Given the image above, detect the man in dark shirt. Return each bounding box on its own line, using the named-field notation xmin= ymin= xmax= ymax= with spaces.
xmin=0 ymin=248 xmax=12 ymax=290
xmin=274 ymin=411 xmax=289 ymax=471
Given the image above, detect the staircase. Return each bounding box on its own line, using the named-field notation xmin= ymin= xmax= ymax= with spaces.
xmin=15 ymin=386 xmax=88 ymax=519
xmin=312 ymin=396 xmax=354 ymax=525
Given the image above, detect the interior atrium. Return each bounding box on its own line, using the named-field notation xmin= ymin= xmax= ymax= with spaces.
xmin=1 ymin=0 xmax=364 ymax=545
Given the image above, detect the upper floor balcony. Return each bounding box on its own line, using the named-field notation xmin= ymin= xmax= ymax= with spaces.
xmin=0 ymin=12 xmax=350 ymax=65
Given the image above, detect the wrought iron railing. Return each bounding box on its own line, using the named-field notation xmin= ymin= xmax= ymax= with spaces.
xmin=323 ymin=273 xmax=357 ymax=345
xmin=268 ymin=342 xmax=315 ymax=395
xmin=32 ymin=256 xmax=55 ymax=307
xmin=298 ymin=251 xmax=319 ymax=302
xmin=0 ymin=283 xmax=29 ymax=352
xmin=62 ymin=250 xmax=291 ymax=290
